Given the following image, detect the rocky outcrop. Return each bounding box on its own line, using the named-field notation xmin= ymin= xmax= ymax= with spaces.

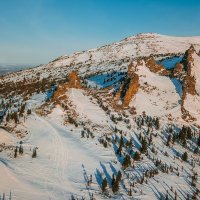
xmin=53 ymin=71 xmax=81 ymax=104
xmin=123 ymin=73 xmax=139 ymax=108
xmin=181 ymin=45 xmax=199 ymax=121
xmin=68 ymin=71 xmax=81 ymax=89
xmin=144 ymin=57 xmax=170 ymax=76
xmin=115 ymin=62 xmax=139 ymax=108
xmin=172 ymin=63 xmax=185 ymax=80
xmin=182 ymin=45 xmax=198 ymax=97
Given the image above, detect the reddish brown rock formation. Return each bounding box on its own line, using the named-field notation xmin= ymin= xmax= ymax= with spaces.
xmin=123 ymin=72 xmax=139 ymax=108
xmin=68 ymin=71 xmax=81 ymax=89
xmin=172 ymin=63 xmax=184 ymax=79
xmin=117 ymin=62 xmax=139 ymax=108
xmin=144 ymin=57 xmax=170 ymax=75
xmin=53 ymin=71 xmax=81 ymax=104
xmin=181 ymin=45 xmax=198 ymax=121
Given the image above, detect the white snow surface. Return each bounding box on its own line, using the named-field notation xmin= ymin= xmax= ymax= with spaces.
xmin=0 ymin=106 xmax=115 ymax=199
xmin=68 ymin=88 xmax=109 ymax=125
xmin=130 ymin=62 xmax=181 ymax=117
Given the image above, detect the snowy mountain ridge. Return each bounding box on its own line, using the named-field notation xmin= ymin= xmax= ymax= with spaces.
xmin=1 ymin=33 xmax=200 ymax=85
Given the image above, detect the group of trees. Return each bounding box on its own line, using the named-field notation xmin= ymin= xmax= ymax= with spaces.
xmin=14 ymin=141 xmax=24 ymax=158
xmin=6 ymin=105 xmax=32 ymax=124
xmin=14 ymin=143 xmax=37 ymax=159
xmin=101 ymin=171 xmax=122 ymax=194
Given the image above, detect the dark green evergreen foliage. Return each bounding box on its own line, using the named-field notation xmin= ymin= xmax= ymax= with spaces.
xmin=172 ymin=133 xmax=176 ymax=144
xmin=129 ymin=188 xmax=132 ymax=196
xmin=116 ymin=170 xmax=122 ymax=182
xmin=101 ymin=178 xmax=107 ymax=192
xmin=155 ymin=117 xmax=160 ymax=130
xmin=32 ymin=148 xmax=37 ymax=158
xmin=166 ymin=135 xmax=171 ymax=146
xmin=117 ymin=135 xmax=124 ymax=156
xmin=186 ymin=127 xmax=192 ymax=140
xmin=122 ymin=154 xmax=131 ymax=169
xmin=27 ymin=109 xmax=32 ymax=115
xmin=182 ymin=139 xmax=187 ymax=148
xmin=197 ymin=134 xmax=200 ymax=146
xmin=112 ymin=175 xmax=119 ymax=193
xmin=134 ymin=151 xmax=141 ymax=161
xmin=111 ymin=174 xmax=115 ymax=187
xmin=194 ymin=147 xmax=199 ymax=154
xmin=14 ymin=146 xmax=18 ymax=158
xmin=6 ymin=113 xmax=10 ymax=122
xmin=178 ymin=126 xmax=193 ymax=146
xmin=126 ymin=139 xmax=133 ymax=148
xmin=182 ymin=151 xmax=188 ymax=161
xmin=140 ymin=137 xmax=148 ymax=153
xmin=19 ymin=145 xmax=23 ymax=154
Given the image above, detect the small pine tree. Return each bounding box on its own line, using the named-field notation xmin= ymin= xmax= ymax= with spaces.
xmin=32 ymin=148 xmax=37 ymax=158
xmin=116 ymin=170 xmax=122 ymax=182
xmin=111 ymin=174 xmax=115 ymax=187
xmin=194 ymin=147 xmax=199 ymax=154
xmin=19 ymin=145 xmax=23 ymax=154
xmin=182 ymin=151 xmax=188 ymax=162
xmin=129 ymin=188 xmax=132 ymax=196
xmin=14 ymin=146 xmax=18 ymax=158
xmin=112 ymin=178 xmax=119 ymax=193
xmin=122 ymin=154 xmax=131 ymax=169
xmin=197 ymin=135 xmax=200 ymax=146
xmin=172 ymin=133 xmax=176 ymax=144
xmin=141 ymin=138 xmax=148 ymax=153
xmin=134 ymin=151 xmax=141 ymax=161
xmin=101 ymin=178 xmax=107 ymax=192
xmin=27 ymin=109 xmax=32 ymax=115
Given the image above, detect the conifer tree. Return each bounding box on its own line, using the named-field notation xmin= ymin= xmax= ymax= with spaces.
xmin=112 ymin=177 xmax=119 ymax=193
xmin=122 ymin=154 xmax=131 ymax=169
xmin=32 ymin=148 xmax=37 ymax=158
xmin=14 ymin=146 xmax=18 ymax=158
xmin=116 ymin=170 xmax=122 ymax=182
xmin=182 ymin=151 xmax=188 ymax=161
xmin=141 ymin=138 xmax=148 ymax=153
xmin=101 ymin=178 xmax=107 ymax=192
xmin=134 ymin=151 xmax=141 ymax=161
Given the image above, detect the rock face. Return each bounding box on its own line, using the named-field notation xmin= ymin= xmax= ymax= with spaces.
xmin=172 ymin=63 xmax=185 ymax=80
xmin=68 ymin=71 xmax=81 ymax=89
xmin=144 ymin=57 xmax=170 ymax=76
xmin=119 ymin=56 xmax=170 ymax=108
xmin=123 ymin=67 xmax=139 ymax=108
xmin=53 ymin=71 xmax=81 ymax=104
xmin=181 ymin=45 xmax=200 ymax=120
xmin=182 ymin=45 xmax=198 ymax=96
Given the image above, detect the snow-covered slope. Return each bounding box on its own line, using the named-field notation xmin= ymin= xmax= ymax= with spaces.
xmin=129 ymin=61 xmax=181 ymax=117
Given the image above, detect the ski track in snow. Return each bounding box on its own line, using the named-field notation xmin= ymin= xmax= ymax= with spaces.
xmin=28 ymin=114 xmax=69 ymax=200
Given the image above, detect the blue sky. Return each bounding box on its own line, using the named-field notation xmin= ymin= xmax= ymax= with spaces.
xmin=0 ymin=0 xmax=200 ymax=65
